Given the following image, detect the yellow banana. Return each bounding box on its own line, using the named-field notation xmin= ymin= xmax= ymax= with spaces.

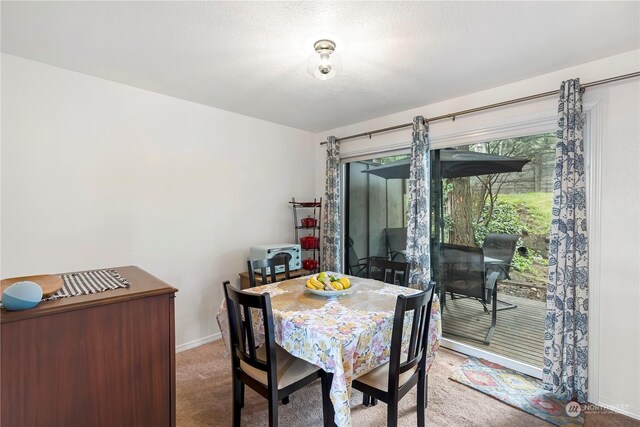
xmin=310 ymin=277 xmax=324 ymax=290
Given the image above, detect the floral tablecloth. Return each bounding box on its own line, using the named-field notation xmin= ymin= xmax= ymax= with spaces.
xmin=217 ymin=274 xmax=441 ymax=427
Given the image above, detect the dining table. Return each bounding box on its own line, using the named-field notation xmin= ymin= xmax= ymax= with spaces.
xmin=217 ymin=273 xmax=442 ymax=427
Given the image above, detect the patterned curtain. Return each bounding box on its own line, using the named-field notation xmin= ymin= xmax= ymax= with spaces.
xmin=405 ymin=116 xmax=431 ymax=290
xmin=543 ymin=79 xmax=589 ymax=403
xmin=321 ymin=136 xmax=341 ymax=272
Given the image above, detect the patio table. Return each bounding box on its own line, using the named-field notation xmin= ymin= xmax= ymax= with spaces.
xmin=220 ymin=273 xmax=441 ymax=427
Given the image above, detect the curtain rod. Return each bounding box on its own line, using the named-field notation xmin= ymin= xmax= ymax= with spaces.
xmin=319 ymin=71 xmax=640 ymax=145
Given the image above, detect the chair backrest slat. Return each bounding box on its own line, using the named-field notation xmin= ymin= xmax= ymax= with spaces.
xmin=242 ymin=304 xmax=257 ymax=360
xmin=406 ymin=302 xmax=427 ymax=360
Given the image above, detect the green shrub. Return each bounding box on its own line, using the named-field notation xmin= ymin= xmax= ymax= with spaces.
xmin=473 ymin=200 xmax=523 ymax=247
xmin=473 ymin=199 xmax=543 ymax=275
xmin=512 ymin=253 xmax=533 ymax=272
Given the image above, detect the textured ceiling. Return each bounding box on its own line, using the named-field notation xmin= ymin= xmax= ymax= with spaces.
xmin=2 ymin=1 xmax=639 ymax=132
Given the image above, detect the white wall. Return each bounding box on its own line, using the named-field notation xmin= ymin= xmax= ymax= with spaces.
xmin=315 ymin=50 xmax=640 ymax=417
xmin=1 ymin=54 xmax=316 ymax=350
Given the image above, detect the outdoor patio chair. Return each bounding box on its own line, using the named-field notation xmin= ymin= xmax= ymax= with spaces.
xmin=482 ymin=233 xmax=519 ymax=311
xmin=482 ymin=233 xmax=519 ymax=279
xmin=440 ymin=243 xmax=501 ymax=344
xmin=348 ymin=237 xmax=368 ymax=277
xmin=384 ymin=227 xmax=407 ymax=261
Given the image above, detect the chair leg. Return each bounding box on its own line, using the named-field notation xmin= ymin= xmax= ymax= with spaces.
xmin=322 ymin=372 xmax=336 ymax=427
xmin=232 ymin=377 xmax=242 ymax=427
xmin=484 ymin=288 xmax=498 ymax=344
xmin=268 ymin=396 xmax=278 ymax=427
xmin=363 ymin=393 xmax=370 ymax=407
xmin=425 ymin=375 xmax=429 ymax=409
xmin=371 ymin=397 xmax=378 ymax=406
xmin=282 ymin=396 xmax=290 ymax=405
xmin=240 ymin=382 xmax=245 ymax=408
xmin=387 ymin=400 xmax=398 ymax=427
xmin=417 ymin=371 xmax=426 ymax=427
xmin=495 ymin=298 xmax=518 ymax=311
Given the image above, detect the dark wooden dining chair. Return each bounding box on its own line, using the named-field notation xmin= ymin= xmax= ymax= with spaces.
xmin=352 ymin=286 xmax=435 ymax=427
xmin=247 ymin=255 xmax=290 ymax=288
xmin=223 ymin=281 xmax=333 ymax=427
xmin=367 ymin=257 xmax=410 ymax=287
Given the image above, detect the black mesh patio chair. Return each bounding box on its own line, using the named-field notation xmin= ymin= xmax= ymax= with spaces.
xmin=223 ymin=281 xmax=334 ymax=427
xmin=482 ymin=233 xmax=519 ymax=279
xmin=440 ymin=244 xmax=501 ymax=344
xmin=367 ymin=257 xmax=410 ymax=287
xmin=384 ymin=227 xmax=407 ymax=262
xmin=353 ymin=286 xmax=435 ymax=427
xmin=348 ymin=237 xmax=368 ymax=277
xmin=482 ymin=233 xmax=519 ymax=311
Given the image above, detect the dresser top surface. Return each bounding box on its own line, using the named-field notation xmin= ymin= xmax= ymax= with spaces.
xmin=1 ymin=266 xmax=177 ymax=323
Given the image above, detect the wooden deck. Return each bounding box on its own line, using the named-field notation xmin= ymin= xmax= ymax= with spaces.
xmin=440 ymin=293 xmax=545 ymax=367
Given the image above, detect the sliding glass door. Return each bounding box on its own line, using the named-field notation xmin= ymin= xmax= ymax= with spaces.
xmin=431 ymin=133 xmax=555 ymax=370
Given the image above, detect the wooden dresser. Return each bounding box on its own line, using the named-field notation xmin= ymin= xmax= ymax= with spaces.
xmin=0 ymin=266 xmax=177 ymax=427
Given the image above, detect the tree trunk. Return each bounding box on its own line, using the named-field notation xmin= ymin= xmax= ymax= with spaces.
xmin=448 ymin=176 xmax=475 ymax=246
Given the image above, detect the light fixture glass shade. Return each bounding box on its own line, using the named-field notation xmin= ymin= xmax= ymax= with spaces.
xmin=308 ymin=54 xmax=341 ymax=80
xmin=308 ymin=39 xmax=341 ymax=80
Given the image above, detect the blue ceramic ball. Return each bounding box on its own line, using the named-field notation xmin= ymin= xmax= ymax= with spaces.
xmin=2 ymin=281 xmax=43 ymax=311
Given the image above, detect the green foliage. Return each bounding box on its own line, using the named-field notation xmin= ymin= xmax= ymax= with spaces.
xmin=472 ymin=198 xmax=546 ymax=276
xmin=512 ymin=253 xmax=533 ymax=272
xmin=473 ymin=200 xmax=523 ymax=247
xmin=473 ymin=133 xmax=555 ymax=160
xmin=499 ymin=192 xmax=552 ymax=235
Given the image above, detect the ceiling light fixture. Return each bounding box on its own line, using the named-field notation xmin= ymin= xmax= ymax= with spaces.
xmin=308 ymin=39 xmax=341 ymax=80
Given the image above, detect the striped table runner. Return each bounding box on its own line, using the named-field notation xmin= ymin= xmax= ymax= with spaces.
xmin=45 ymin=269 xmax=130 ymax=301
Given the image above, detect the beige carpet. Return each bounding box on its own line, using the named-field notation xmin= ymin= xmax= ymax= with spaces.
xmin=176 ymin=340 xmax=639 ymax=427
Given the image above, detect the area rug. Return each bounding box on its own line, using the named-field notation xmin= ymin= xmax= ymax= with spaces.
xmin=450 ymin=357 xmax=584 ymax=426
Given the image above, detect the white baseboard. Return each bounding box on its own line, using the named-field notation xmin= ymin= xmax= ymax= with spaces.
xmin=595 ymin=398 xmax=640 ymax=421
xmin=176 ymin=333 xmax=222 ymax=353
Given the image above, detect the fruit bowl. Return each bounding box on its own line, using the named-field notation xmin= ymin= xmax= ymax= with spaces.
xmin=306 ymin=284 xmax=356 ymax=297
xmin=305 ymin=273 xmax=354 ymax=297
